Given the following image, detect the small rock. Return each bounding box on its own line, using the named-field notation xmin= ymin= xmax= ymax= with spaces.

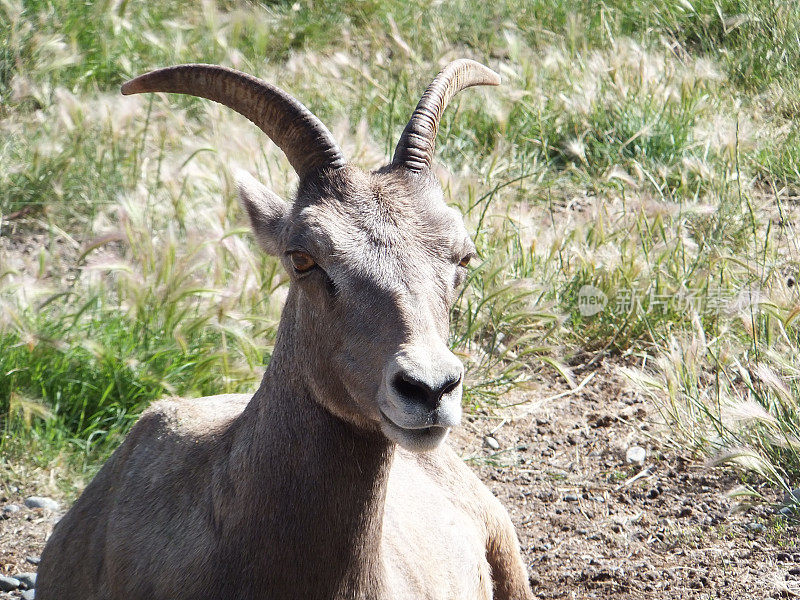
xmin=21 ymin=590 xmax=35 ymax=600
xmin=783 ymin=488 xmax=800 ymax=506
xmin=564 ymin=494 xmax=580 ymax=502
xmin=790 ymin=567 xmax=800 ymax=576
xmin=25 ymin=556 xmax=40 ymax=566
xmin=626 ymin=446 xmax=646 ymax=465
xmin=24 ymin=496 xmax=59 ymax=511
xmin=0 ymin=576 xmax=20 ymax=592
xmin=747 ymin=521 xmax=766 ymax=533
xmin=16 ymin=573 xmax=36 ymax=589
xmin=1 ymin=504 xmax=21 ymax=518
xmin=484 ymin=436 xmax=500 ymax=451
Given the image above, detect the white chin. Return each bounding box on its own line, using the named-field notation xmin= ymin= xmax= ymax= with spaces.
xmin=379 ymin=416 xmax=450 ymax=452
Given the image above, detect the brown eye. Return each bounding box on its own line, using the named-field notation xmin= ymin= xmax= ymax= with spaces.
xmin=289 ymin=251 xmax=316 ymax=273
xmin=458 ymin=254 xmax=472 ymax=268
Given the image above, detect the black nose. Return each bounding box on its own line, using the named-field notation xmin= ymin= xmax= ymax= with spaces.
xmin=391 ymin=371 xmax=462 ymax=408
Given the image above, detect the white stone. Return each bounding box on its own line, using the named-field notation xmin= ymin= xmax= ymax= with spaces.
xmin=625 ymin=446 xmax=646 ymax=465
xmin=24 ymin=496 xmax=60 ymax=511
xmin=484 ymin=436 xmax=500 ymax=451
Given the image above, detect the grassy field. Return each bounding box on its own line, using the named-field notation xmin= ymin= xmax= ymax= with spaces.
xmin=1 ymin=0 xmax=800 ymax=509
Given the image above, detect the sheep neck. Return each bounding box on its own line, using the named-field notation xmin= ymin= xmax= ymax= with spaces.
xmin=225 ymin=289 xmax=394 ymax=599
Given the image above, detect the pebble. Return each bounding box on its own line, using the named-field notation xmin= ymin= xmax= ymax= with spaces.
xmin=626 ymin=446 xmax=646 ymax=465
xmin=747 ymin=521 xmax=766 ymax=533
xmin=2 ymin=504 xmax=21 ymax=516
xmin=24 ymin=496 xmax=59 ymax=511
xmin=484 ymin=436 xmax=500 ymax=451
xmin=16 ymin=573 xmax=36 ymax=589
xmin=25 ymin=556 xmax=40 ymax=565
xmin=21 ymin=590 xmax=35 ymax=600
xmin=564 ymin=494 xmax=580 ymax=502
xmin=783 ymin=488 xmax=800 ymax=506
xmin=0 ymin=576 xmax=20 ymax=592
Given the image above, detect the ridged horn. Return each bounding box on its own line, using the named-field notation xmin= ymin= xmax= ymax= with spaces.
xmin=392 ymin=59 xmax=500 ymax=172
xmin=121 ymin=64 xmax=346 ymax=178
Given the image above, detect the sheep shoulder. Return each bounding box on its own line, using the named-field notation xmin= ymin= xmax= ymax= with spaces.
xmin=37 ymin=395 xmax=250 ymax=600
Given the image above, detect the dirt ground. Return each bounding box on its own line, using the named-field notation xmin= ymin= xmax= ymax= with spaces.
xmin=1 ymin=359 xmax=798 ymax=599
xmin=452 ymin=360 xmax=799 ymax=599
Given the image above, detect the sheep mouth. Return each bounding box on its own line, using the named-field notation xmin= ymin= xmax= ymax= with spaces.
xmin=378 ymin=409 xmax=450 ymax=451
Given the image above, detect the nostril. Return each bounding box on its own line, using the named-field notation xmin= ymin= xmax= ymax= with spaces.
xmin=440 ymin=373 xmax=462 ymax=397
xmin=392 ymin=373 xmax=431 ymax=405
xmin=391 ymin=372 xmax=463 ymax=406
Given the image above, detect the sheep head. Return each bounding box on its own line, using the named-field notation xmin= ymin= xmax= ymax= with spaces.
xmin=121 ymin=60 xmax=500 ymax=452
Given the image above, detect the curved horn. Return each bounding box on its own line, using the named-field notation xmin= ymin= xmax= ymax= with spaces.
xmin=121 ymin=64 xmax=346 ymax=178
xmin=392 ymin=59 xmax=500 ymax=172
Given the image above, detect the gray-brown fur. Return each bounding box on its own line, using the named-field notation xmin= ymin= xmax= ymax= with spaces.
xmin=37 ymin=61 xmax=534 ymax=600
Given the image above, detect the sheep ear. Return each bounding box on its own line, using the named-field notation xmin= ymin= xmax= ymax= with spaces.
xmin=236 ymin=171 xmax=289 ymax=256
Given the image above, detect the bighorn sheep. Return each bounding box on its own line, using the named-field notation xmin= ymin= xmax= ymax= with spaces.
xmin=37 ymin=59 xmax=534 ymax=600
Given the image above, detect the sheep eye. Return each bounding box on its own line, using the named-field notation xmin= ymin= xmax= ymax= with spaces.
xmin=289 ymin=251 xmax=316 ymax=273
xmin=458 ymin=254 xmax=473 ymax=268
